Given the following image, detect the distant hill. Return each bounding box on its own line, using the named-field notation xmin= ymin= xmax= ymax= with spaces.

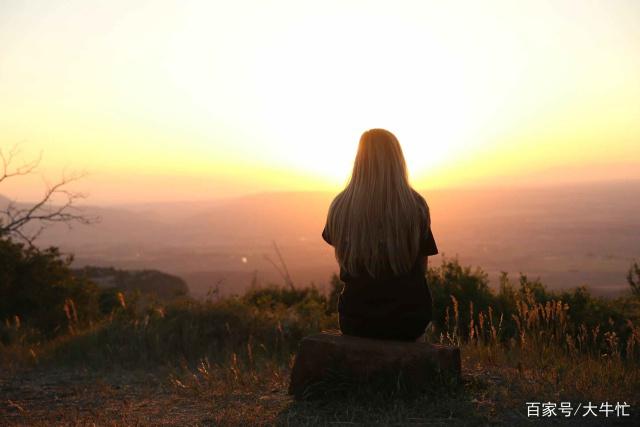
xmin=73 ymin=266 xmax=189 ymax=300
xmin=6 ymin=180 xmax=640 ymax=298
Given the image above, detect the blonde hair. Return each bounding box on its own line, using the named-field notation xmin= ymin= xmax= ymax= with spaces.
xmin=326 ymin=128 xmax=428 ymax=278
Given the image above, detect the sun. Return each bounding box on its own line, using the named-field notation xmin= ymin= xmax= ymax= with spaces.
xmin=162 ymin=6 xmax=491 ymax=188
xmin=241 ymin=15 xmax=489 ymax=186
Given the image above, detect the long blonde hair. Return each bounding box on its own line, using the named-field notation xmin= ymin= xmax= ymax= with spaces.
xmin=326 ymin=128 xmax=427 ymax=278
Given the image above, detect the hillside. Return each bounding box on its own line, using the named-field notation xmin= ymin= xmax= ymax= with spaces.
xmin=72 ymin=266 xmax=189 ymax=300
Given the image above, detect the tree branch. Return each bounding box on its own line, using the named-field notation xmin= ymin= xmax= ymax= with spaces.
xmin=0 ymin=144 xmax=42 ymax=185
xmin=0 ymin=144 xmax=100 ymax=245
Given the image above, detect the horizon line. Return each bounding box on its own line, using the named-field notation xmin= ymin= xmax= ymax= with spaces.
xmin=3 ymin=177 xmax=639 ymax=208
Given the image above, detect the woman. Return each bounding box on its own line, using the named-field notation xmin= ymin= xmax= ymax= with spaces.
xmin=322 ymin=128 xmax=438 ymax=341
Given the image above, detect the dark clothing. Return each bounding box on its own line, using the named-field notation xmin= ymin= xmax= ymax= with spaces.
xmin=322 ymin=198 xmax=438 ymax=341
xmin=339 ymin=311 xmax=431 ymax=341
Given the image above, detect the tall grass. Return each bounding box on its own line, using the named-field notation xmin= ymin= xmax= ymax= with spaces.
xmin=2 ymin=259 xmax=639 ymax=409
xmin=437 ymin=285 xmax=640 ymax=361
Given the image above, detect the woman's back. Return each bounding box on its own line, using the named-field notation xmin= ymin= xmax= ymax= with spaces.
xmin=322 ymin=130 xmax=439 ymax=341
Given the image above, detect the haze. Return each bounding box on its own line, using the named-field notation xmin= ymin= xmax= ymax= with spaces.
xmin=1 ymin=0 xmax=639 ymax=204
xmin=6 ymin=181 xmax=634 ymax=299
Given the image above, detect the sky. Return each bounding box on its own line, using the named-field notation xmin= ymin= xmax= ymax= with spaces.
xmin=0 ymin=0 xmax=639 ymax=204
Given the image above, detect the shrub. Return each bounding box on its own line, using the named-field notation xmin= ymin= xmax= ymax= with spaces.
xmin=0 ymin=237 xmax=99 ymax=340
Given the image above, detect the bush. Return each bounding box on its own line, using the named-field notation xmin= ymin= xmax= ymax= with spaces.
xmin=428 ymin=258 xmax=494 ymax=337
xmin=0 ymin=237 xmax=100 ymax=340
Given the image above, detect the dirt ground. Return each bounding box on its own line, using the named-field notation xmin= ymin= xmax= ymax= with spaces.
xmin=2 ymin=365 xmax=637 ymax=426
xmin=0 ymin=368 xmax=291 ymax=426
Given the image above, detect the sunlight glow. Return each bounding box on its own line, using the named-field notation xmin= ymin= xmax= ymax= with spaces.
xmin=0 ymin=0 xmax=638 ymax=203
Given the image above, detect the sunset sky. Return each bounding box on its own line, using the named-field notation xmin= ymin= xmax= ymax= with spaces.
xmin=1 ymin=0 xmax=639 ymax=204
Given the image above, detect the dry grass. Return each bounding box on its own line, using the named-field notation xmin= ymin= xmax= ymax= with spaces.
xmin=2 ymin=277 xmax=640 ymax=425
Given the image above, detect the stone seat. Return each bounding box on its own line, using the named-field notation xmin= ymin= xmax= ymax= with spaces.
xmin=288 ymin=330 xmax=461 ymax=399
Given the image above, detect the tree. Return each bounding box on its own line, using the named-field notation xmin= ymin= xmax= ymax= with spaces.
xmin=0 ymin=143 xmax=99 ymax=245
xmin=0 ymin=144 xmax=103 ymax=340
xmin=0 ymin=237 xmax=100 ymax=338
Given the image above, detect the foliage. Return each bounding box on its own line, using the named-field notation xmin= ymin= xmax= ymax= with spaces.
xmin=243 ymin=283 xmax=326 ymax=311
xmin=428 ymin=258 xmax=494 ymax=338
xmin=2 ymin=253 xmax=640 ymax=425
xmin=0 ymin=237 xmax=100 ymax=340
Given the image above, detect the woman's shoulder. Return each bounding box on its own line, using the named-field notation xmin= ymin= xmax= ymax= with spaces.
xmin=329 ymin=190 xmax=347 ymax=208
xmin=411 ymin=189 xmax=426 ymax=204
xmin=410 ymin=190 xmax=431 ymax=229
xmin=411 ymin=189 xmax=430 ymax=216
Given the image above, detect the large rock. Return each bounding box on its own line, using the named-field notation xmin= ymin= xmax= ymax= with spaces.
xmin=288 ymin=330 xmax=461 ymax=399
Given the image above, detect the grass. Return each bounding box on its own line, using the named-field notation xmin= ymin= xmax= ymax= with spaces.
xmin=2 ymin=262 xmax=640 ymax=425
xmin=2 ymin=338 xmax=638 ymax=425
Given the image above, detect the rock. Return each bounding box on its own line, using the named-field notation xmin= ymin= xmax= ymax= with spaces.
xmin=288 ymin=330 xmax=461 ymax=399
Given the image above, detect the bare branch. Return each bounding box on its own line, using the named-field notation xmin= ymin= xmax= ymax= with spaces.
xmin=0 ymin=144 xmax=42 ymax=185
xmin=0 ymin=145 xmax=100 ymax=245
